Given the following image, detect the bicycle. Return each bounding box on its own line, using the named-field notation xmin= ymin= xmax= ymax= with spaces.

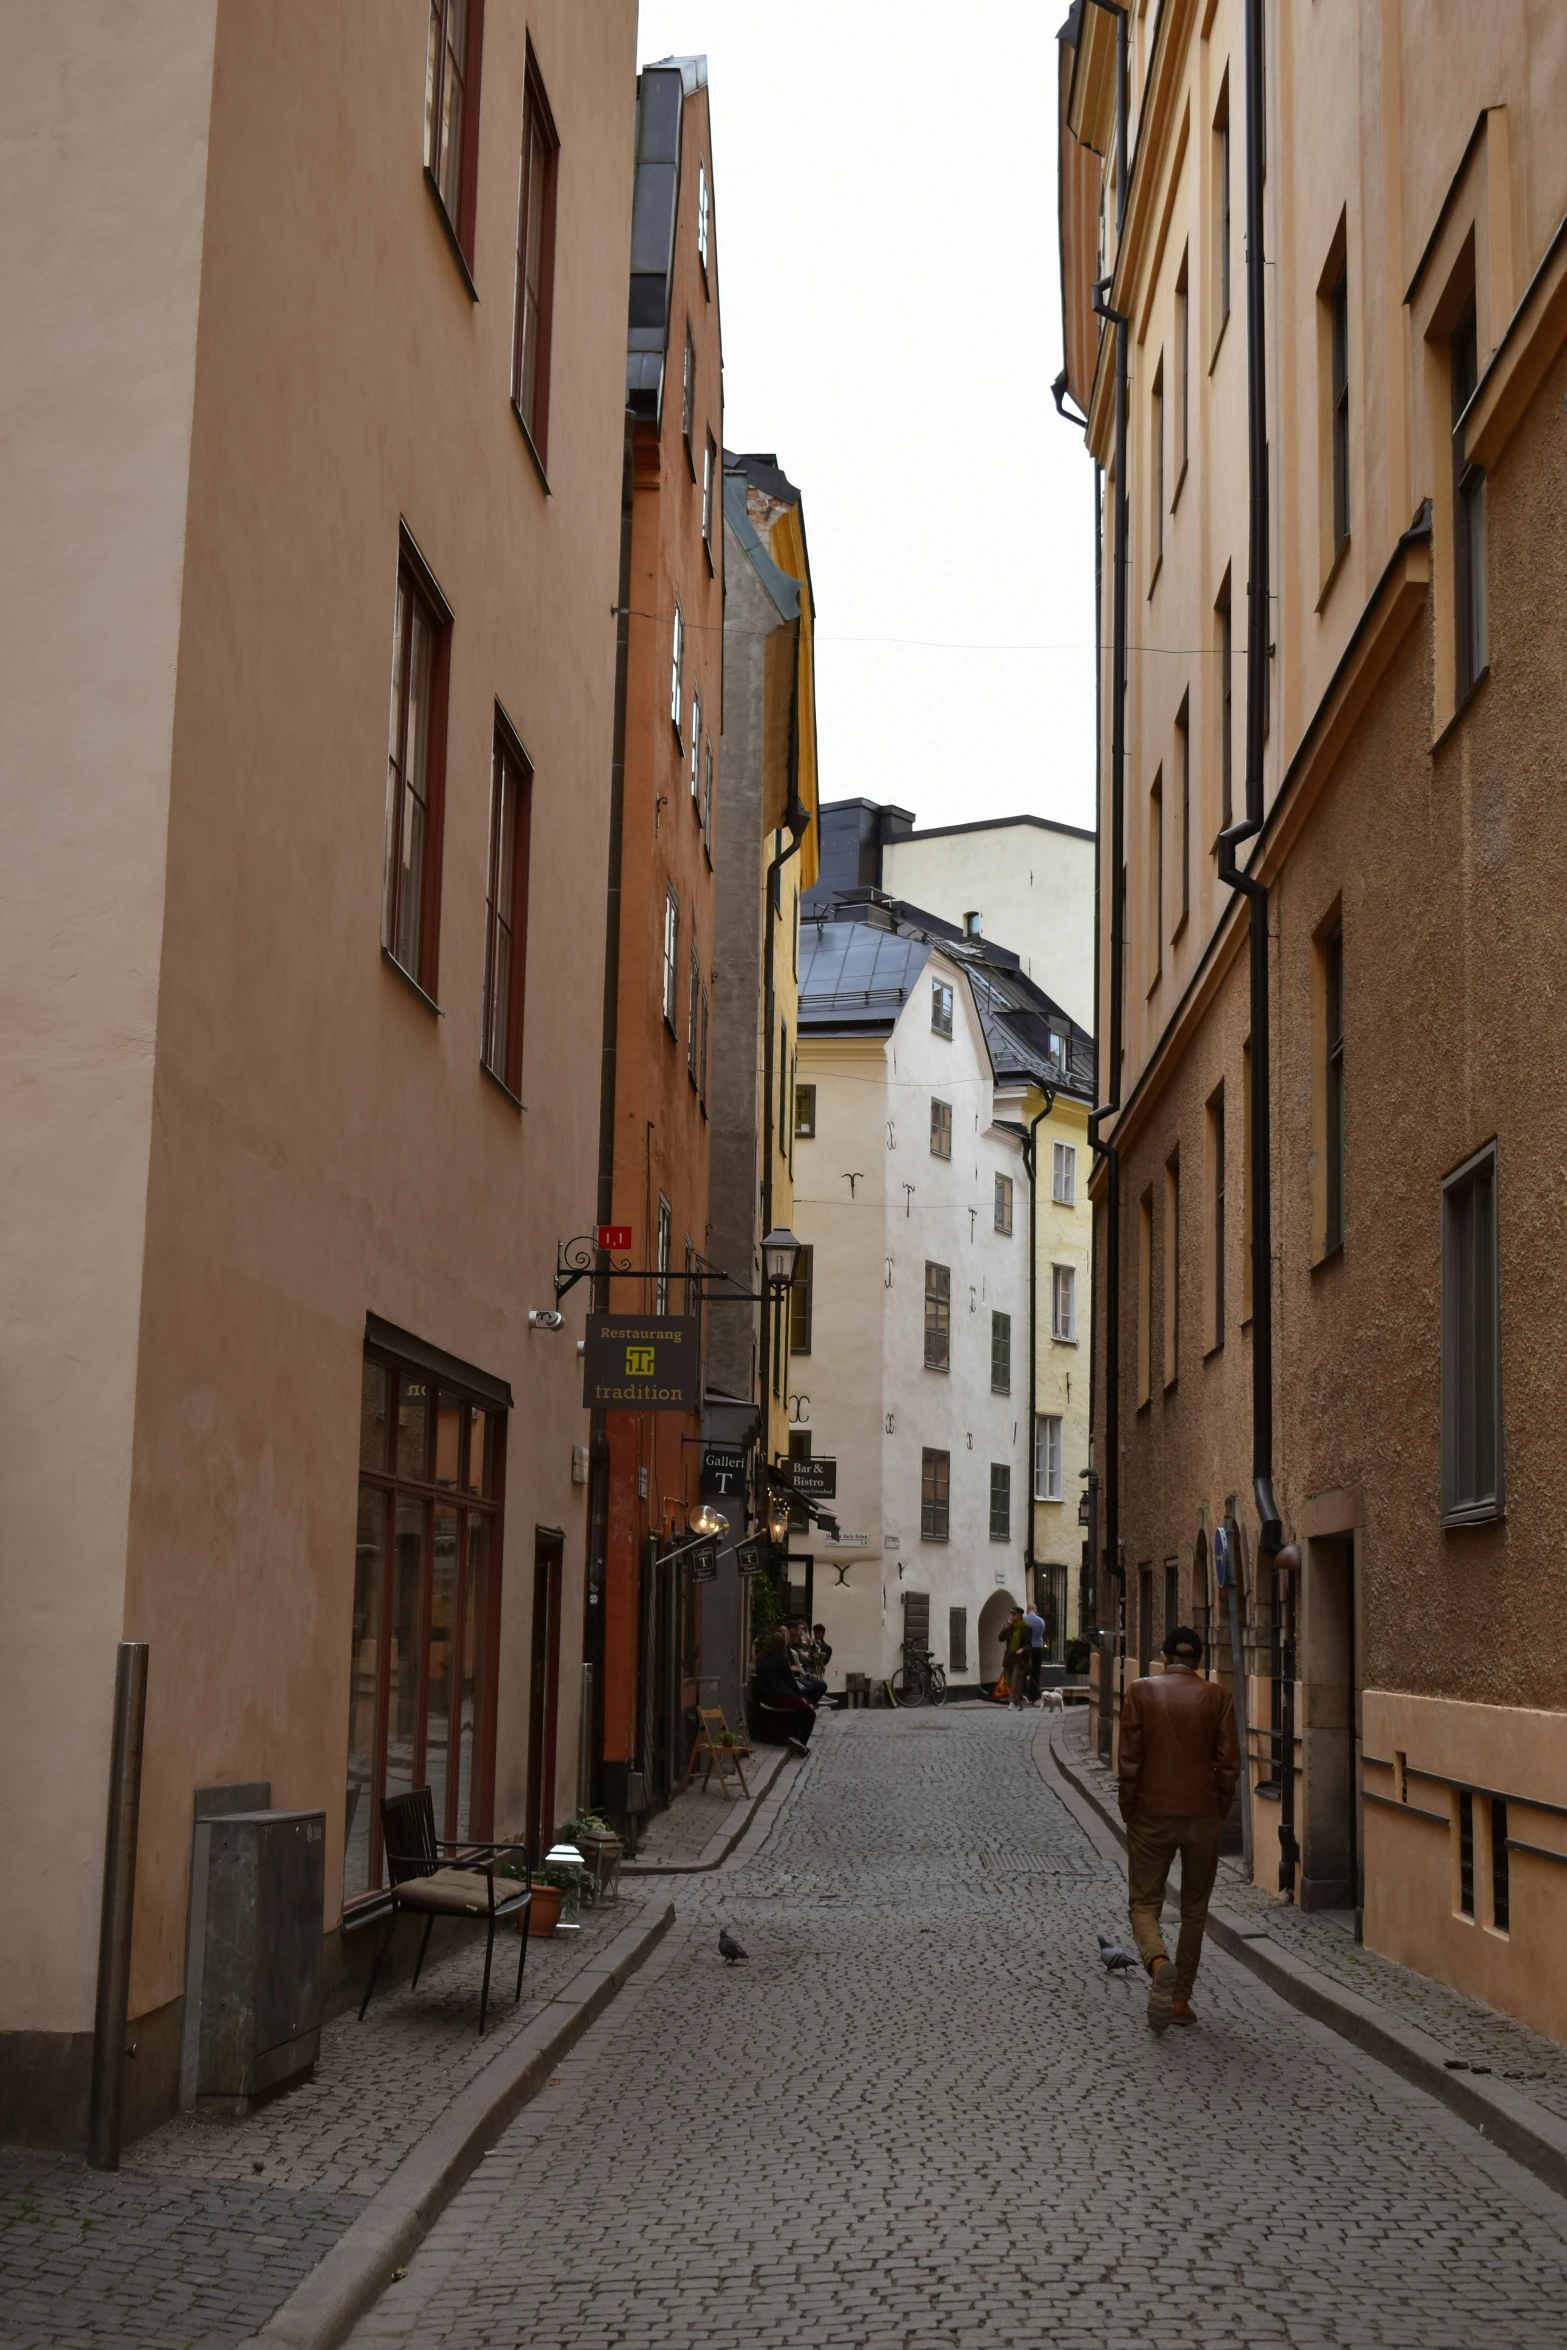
xmin=888 ymin=1649 xmax=948 ymax=1707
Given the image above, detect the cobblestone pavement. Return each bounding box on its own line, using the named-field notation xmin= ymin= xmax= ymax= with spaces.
xmin=0 ymin=1895 xmax=646 ymax=2348
xmin=623 ymin=1741 xmax=787 ymax=1869
xmin=345 ymin=1709 xmax=1567 ymax=2350
xmin=1060 ymin=1709 xmax=1567 ymax=2115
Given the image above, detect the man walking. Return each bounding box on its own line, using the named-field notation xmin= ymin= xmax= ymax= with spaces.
xmin=1021 ymin=1597 xmax=1047 ymax=1705
xmin=1117 ymin=1625 xmax=1240 ymax=2033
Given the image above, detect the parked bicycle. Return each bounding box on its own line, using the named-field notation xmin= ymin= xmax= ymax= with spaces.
xmin=888 ymin=1649 xmax=948 ymax=1707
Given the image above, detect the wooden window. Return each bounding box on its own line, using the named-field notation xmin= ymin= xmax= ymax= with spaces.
xmin=513 ymin=49 xmax=559 ymax=459
xmin=656 ymin=1195 xmax=672 ymax=1316
xmin=697 ymin=155 xmax=709 ymax=277
xmin=994 ymin=1173 xmax=1014 ymax=1234
xmin=690 ymin=688 xmax=702 ymax=801
xmin=687 ymin=945 xmax=701 ymax=1084
xmin=1442 ymin=1142 xmax=1503 ymax=1525
xmin=991 ymin=1310 xmax=1012 ymax=1395
xmin=662 ymin=886 xmax=679 ymax=1030
xmin=682 ymin=324 xmax=695 ymax=455
xmin=1205 ymin=1084 xmax=1226 ymax=1353
xmin=1148 ymin=768 xmax=1163 ymax=985
xmin=1052 ymin=1141 xmax=1077 ymax=1206
xmin=1458 ymin=1789 xmax=1475 ymax=1917
xmin=779 ymin=1019 xmax=789 ymax=1142
xmin=1451 ymin=309 xmax=1487 ymax=699
xmin=1491 ymin=1797 xmax=1510 ymax=1933
xmin=931 ymin=979 xmax=954 ymax=1037
xmin=989 ymin=1463 xmax=1011 ymax=1543
xmin=1164 ymin=1155 xmax=1180 ymax=1388
xmin=1051 ymin=1263 xmax=1077 ymax=1343
xmin=787 ymin=1052 xmax=796 ymax=1176
xmin=949 ymin=1607 xmax=968 ymax=1674
xmin=1214 ymin=75 xmax=1231 ymax=337
xmin=702 ymin=433 xmax=716 ymax=556
xmin=347 ymin=1347 xmax=506 ymax=1901
xmin=1034 ymin=1413 xmax=1063 ymax=1502
xmin=1330 ymin=270 xmax=1350 ymax=557
xmin=924 ymin=1262 xmax=951 ymax=1371
xmin=1216 ymin=570 xmax=1233 ymax=833
xmin=930 ymin=1098 xmax=953 ymax=1160
xmin=794 ymin=1082 xmax=817 ymax=1139
xmin=1175 ymin=245 xmax=1190 ymax=487
xmin=481 ymin=715 xmax=532 ymax=1096
xmin=921 ymin=1448 xmax=950 ymax=1542
xmin=383 ymin=536 xmax=452 ymax=1001
xmin=701 ymin=736 xmax=714 ymax=857
xmin=699 ymin=986 xmax=709 ymax=1111
xmin=424 ymin=0 xmax=485 ymax=270
xmin=1324 ymin=924 xmax=1345 ymax=1252
xmin=789 ymin=1245 xmax=813 ymax=1355
xmin=1175 ymin=693 xmax=1191 ymax=934
xmin=670 ymin=600 xmax=684 ymax=733
xmin=1137 ymin=1191 xmax=1153 ymax=1406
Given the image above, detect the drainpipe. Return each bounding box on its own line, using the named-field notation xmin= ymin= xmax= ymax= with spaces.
xmin=1021 ymin=1092 xmax=1056 ymax=1632
xmin=758 ymin=652 xmax=811 ymax=1577
xmin=1215 ymin=0 xmax=1290 ymax=1885
xmin=87 ymin=1641 xmax=148 ymax=2171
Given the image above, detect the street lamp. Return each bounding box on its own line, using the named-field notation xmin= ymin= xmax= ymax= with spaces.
xmin=689 ymin=1500 xmax=729 ymax=1540
xmin=761 ymin=1227 xmax=801 ymax=1287
xmin=766 ymin=1498 xmax=790 ymax=1546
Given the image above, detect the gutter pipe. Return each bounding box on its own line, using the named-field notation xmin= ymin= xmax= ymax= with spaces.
xmin=1021 ymin=1090 xmax=1057 ymax=1631
xmin=757 ymin=651 xmax=811 ymax=1581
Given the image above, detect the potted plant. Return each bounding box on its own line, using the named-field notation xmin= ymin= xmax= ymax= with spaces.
xmin=524 ymin=1861 xmax=579 ymax=1937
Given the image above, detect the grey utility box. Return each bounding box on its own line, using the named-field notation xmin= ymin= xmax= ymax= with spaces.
xmin=181 ymin=1791 xmax=325 ymax=2113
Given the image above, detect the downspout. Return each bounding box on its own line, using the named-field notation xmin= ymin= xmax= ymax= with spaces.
xmin=1022 ymin=1092 xmax=1056 ymax=1630
xmin=758 ymin=652 xmax=810 ymax=1578
xmin=1215 ymin=0 xmax=1291 ymax=1884
xmin=585 ymin=414 xmax=636 ymax=1803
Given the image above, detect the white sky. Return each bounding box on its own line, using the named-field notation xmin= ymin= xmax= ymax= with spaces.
xmin=636 ymin=0 xmax=1098 ymax=837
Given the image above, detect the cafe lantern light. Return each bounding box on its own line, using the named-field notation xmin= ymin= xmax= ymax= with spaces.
xmin=761 ymin=1227 xmax=801 ymax=1287
xmin=767 ymin=1500 xmax=791 ymax=1546
xmin=690 ymin=1500 xmax=730 ymax=1540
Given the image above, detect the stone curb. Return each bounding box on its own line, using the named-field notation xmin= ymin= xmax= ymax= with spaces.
xmin=1042 ymin=1715 xmax=1567 ymax=2203
xmin=233 ymin=1902 xmax=675 ymax=2350
xmin=621 ymin=1742 xmax=791 ymax=1875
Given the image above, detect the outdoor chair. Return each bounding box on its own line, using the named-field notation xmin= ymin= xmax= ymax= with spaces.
xmin=681 ymin=1705 xmax=751 ymax=1799
xmin=358 ymin=1787 xmax=532 ymax=2035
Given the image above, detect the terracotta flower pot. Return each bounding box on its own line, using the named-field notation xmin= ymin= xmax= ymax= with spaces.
xmin=527 ymin=1882 xmax=565 ymax=1937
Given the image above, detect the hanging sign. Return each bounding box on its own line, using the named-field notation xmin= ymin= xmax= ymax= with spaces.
xmin=690 ymin=1542 xmax=719 ymax=1584
xmin=777 ymin=1454 xmax=837 ymax=1500
xmin=736 ymin=1541 xmax=763 ymax=1577
xmin=582 ymin=1316 xmax=697 ymax=1409
xmin=700 ymin=1443 xmax=749 ymax=1498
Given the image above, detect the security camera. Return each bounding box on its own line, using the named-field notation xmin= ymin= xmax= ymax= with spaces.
xmin=528 ymin=1309 xmax=565 ymax=1331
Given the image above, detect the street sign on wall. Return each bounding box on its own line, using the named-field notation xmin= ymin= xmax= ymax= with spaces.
xmin=700 ymin=1444 xmax=749 ymax=1498
xmin=582 ymin=1316 xmax=698 ymax=1409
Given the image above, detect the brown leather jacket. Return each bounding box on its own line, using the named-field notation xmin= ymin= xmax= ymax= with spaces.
xmin=1117 ymin=1667 xmax=1240 ymax=1819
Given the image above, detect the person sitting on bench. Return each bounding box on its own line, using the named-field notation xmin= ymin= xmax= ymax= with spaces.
xmin=756 ymin=1628 xmax=817 ymax=1755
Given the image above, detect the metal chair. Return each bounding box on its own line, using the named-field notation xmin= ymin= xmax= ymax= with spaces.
xmin=358 ymin=1788 xmax=532 ymax=2034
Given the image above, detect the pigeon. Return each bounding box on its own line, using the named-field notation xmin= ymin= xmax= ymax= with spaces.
xmin=718 ymin=1929 xmax=748 ymax=1966
xmin=1097 ymin=1932 xmax=1139 ymax=1980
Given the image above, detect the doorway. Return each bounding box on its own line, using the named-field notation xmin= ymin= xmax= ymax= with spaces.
xmin=526 ymin=1530 xmax=563 ymax=1864
xmin=977 ymin=1588 xmax=1019 ymax=1690
xmin=1300 ymin=1533 xmax=1358 ymax=1914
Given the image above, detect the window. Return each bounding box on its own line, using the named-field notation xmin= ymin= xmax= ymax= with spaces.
xmin=1329 ymin=264 xmax=1350 ymax=559
xmin=697 ymin=155 xmax=709 ymax=276
xmin=690 ymin=689 xmax=702 ymax=801
xmin=989 ymin=1463 xmax=1011 ymax=1542
xmin=383 ymin=537 xmax=452 ymax=1000
xmin=1138 ymin=1565 xmax=1154 ymax=1677
xmin=1137 ymin=1191 xmax=1153 ymax=1407
xmin=656 ymin=1195 xmax=672 ymax=1316
xmin=794 ymin=1083 xmax=816 ymax=1139
xmin=788 ymin=1051 xmax=796 ymax=1176
xmin=789 ymin=1245 xmax=814 ymax=1354
xmin=687 ymin=946 xmax=701 ymax=1084
xmin=1175 ymin=693 xmax=1191 ymax=933
xmin=1051 ymin=1264 xmax=1076 ymax=1343
xmin=662 ymin=886 xmax=680 ymax=1030
xmin=1206 ymin=1085 xmax=1226 ymax=1352
xmin=1458 ymin=1788 xmax=1475 ymax=1918
xmin=481 ymin=716 xmax=532 ymax=1096
xmin=1034 ymin=1413 xmax=1063 ymax=1502
xmin=1164 ymin=1155 xmax=1180 ymax=1389
xmin=1452 ymin=309 xmax=1487 ymax=699
xmin=963 ymin=911 xmax=982 ymax=938
xmin=991 ymin=1311 xmax=1012 ymax=1395
xmin=698 ymin=986 xmax=708 ymax=1110
xmin=1150 ymin=353 xmax=1164 ymax=579
xmin=424 ymin=0 xmax=484 ymax=269
xmin=701 ymin=736 xmax=714 ymax=856
xmin=1442 ymin=1142 xmax=1502 ymax=1524
xmin=1217 ymin=570 xmax=1233 ymax=833
xmin=931 ymin=979 xmax=954 ymax=1037
xmin=701 ymin=433 xmax=716 ymax=555
xmin=950 ymin=1607 xmax=968 ymax=1674
xmin=994 ymin=1173 xmax=1014 ymax=1234
xmin=924 ymin=1262 xmax=951 ymax=1371
xmin=670 ymin=600 xmax=684 ymax=733
xmin=681 ymin=323 xmax=695 ymax=454
xmin=779 ymin=1020 xmax=789 ymax=1143
xmin=1214 ymin=75 xmax=1231 ymax=336
xmin=347 ymin=1347 xmax=505 ymax=1900
xmin=1242 ymin=1039 xmax=1254 ymax=1320
xmin=1052 ymin=1141 xmax=1077 ymax=1206
xmin=930 ymin=1098 xmax=953 ymax=1160
xmin=1149 ymin=768 xmax=1163 ymax=984
xmin=1164 ymin=1560 xmax=1180 ymax=1646
xmin=921 ymin=1448 xmax=950 ymax=1541
xmin=512 ymin=50 xmax=558 ymax=459
xmin=1491 ymin=1797 xmax=1510 ymax=1933
xmin=1176 ymin=245 xmax=1190 ymax=484
xmin=1324 ymin=923 xmax=1345 ymax=1253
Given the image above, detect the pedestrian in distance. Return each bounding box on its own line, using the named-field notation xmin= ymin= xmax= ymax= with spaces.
xmin=757 ymin=1627 xmax=817 ymax=1755
xmin=788 ymin=1619 xmax=827 ymax=1705
xmin=1021 ymin=1598 xmax=1047 ymax=1705
xmin=1116 ymin=1624 xmax=1240 ymax=2033
xmin=1004 ymin=1607 xmax=1029 ymax=1708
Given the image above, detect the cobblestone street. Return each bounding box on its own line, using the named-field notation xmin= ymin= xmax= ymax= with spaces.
xmin=343 ymin=1709 xmax=1567 ymax=2350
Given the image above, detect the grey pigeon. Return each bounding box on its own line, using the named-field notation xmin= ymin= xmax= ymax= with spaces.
xmin=718 ymin=1929 xmax=748 ymax=1966
xmin=1097 ymin=1931 xmax=1138 ymax=1978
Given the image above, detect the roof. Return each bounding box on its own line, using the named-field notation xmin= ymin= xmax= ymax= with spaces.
xmin=627 ymin=64 xmax=709 ymax=419
xmin=797 ymin=920 xmax=932 ymax=1034
xmin=723 ymin=449 xmax=802 ymax=507
xmin=723 ymin=471 xmax=799 ymax=623
xmin=897 ymin=810 xmax=1096 ymax=848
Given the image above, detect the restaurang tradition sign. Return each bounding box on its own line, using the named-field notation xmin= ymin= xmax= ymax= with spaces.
xmin=582 ymin=1315 xmax=698 ymax=1410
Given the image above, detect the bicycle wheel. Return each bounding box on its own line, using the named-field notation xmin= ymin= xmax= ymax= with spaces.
xmin=926 ymin=1664 xmax=949 ymax=1706
xmin=889 ymin=1664 xmax=923 ymax=1707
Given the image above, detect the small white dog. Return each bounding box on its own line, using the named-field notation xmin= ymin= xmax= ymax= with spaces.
xmin=1040 ymin=1687 xmax=1065 ymax=1714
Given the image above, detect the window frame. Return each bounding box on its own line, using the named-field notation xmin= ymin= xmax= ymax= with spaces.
xmin=990 ymin=1310 xmax=1012 ymax=1395
xmin=670 ymin=600 xmax=684 ymax=735
xmin=1206 ymin=1084 xmax=1226 ymax=1353
xmin=681 ymin=323 xmax=696 ymax=468
xmin=1175 ymin=692 xmax=1191 ymax=934
xmin=1324 ymin=923 xmax=1346 ymax=1255
xmin=687 ymin=944 xmax=701 ymax=1085
xmin=690 ymin=686 xmax=702 ymax=803
xmin=697 ymin=155 xmax=710 ymax=279
xmin=989 ymin=1462 xmax=1011 ymax=1543
xmin=1034 ymin=1412 xmax=1063 ymax=1503
xmin=1216 ymin=569 xmax=1233 ymax=835
xmin=994 ymin=1172 xmax=1014 ymax=1234
xmin=1451 ymin=309 xmax=1487 ymax=702
xmin=1051 ymin=1263 xmax=1077 ymax=1344
xmin=1052 ymin=1141 xmax=1078 ymax=1206
xmin=662 ymin=885 xmax=680 ymax=1032
xmin=656 ymin=1194 xmax=672 ymax=1317
xmin=924 ymin=1261 xmax=951 ymax=1372
xmin=701 ymin=735 xmax=714 ymax=859
xmin=789 ymin=1244 xmax=814 ymax=1355
xmin=1441 ymin=1141 xmax=1503 ymax=1527
xmin=1330 ymin=269 xmax=1350 ymax=559
xmin=702 ymin=432 xmax=717 ymax=561
xmin=1150 ymin=351 xmax=1165 ymax=584
xmin=1214 ymin=75 xmax=1231 ymax=341
xmin=920 ymin=1447 xmax=950 ymax=1542
xmin=931 ymin=979 xmax=954 ymax=1038
xmin=424 ymin=0 xmax=487 ymax=278
xmin=511 ymin=45 xmax=559 ymax=467
xmin=383 ymin=530 xmax=454 ymax=1005
xmin=794 ymin=1083 xmax=817 ymax=1140
xmin=480 ymin=710 xmax=533 ymax=1100
xmin=930 ymin=1097 xmax=953 ymax=1160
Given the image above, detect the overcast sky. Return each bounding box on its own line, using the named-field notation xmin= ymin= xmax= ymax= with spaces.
xmin=636 ymin=0 xmax=1098 ymax=837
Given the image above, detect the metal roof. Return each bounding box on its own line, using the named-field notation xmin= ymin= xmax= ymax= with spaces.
xmin=797 ymin=921 xmax=932 ymax=1032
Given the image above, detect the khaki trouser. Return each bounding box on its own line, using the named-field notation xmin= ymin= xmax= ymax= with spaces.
xmin=1125 ymin=1812 xmax=1223 ymax=2000
xmin=1006 ymin=1655 xmax=1028 ymax=1706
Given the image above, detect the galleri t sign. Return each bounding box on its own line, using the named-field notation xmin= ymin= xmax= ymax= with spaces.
xmin=582 ymin=1316 xmax=698 ymax=1410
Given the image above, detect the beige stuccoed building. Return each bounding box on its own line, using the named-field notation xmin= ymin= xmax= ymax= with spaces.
xmin=1 ymin=1 xmax=636 ymax=2146
xmin=1059 ymin=0 xmax=1567 ymax=2043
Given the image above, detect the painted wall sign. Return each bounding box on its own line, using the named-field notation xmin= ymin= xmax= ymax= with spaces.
xmin=582 ymin=1315 xmax=697 ymax=1409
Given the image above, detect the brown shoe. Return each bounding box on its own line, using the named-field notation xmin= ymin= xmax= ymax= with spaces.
xmin=1146 ymin=1958 xmax=1175 ymax=2035
xmin=1171 ymin=1998 xmax=1195 ymax=2025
